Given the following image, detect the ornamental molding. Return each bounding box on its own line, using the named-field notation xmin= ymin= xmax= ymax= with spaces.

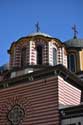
xmin=8 ymin=104 xmax=25 ymax=125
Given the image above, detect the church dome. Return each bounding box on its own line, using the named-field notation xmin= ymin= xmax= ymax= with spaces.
xmin=28 ymin=32 xmax=52 ymax=38
xmin=64 ymin=38 xmax=83 ymax=48
xmin=65 ymin=25 xmax=83 ymax=48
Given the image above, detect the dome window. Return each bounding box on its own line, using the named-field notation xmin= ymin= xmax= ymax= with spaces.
xmin=21 ymin=48 xmax=26 ymax=67
xmin=68 ymin=54 xmax=76 ymax=72
xmin=53 ymin=48 xmax=57 ymax=66
xmin=37 ymin=45 xmax=43 ymax=64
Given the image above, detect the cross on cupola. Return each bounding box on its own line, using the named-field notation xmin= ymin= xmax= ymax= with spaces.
xmin=35 ymin=22 xmax=40 ymax=32
xmin=72 ymin=24 xmax=78 ymax=39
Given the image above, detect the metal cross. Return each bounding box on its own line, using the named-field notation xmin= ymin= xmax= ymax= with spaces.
xmin=72 ymin=24 xmax=78 ymax=38
xmin=35 ymin=22 xmax=40 ymax=32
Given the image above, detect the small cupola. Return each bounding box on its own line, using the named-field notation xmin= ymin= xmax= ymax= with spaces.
xmin=64 ymin=25 xmax=83 ymax=73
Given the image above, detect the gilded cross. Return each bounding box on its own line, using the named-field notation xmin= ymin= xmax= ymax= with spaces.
xmin=72 ymin=24 xmax=78 ymax=38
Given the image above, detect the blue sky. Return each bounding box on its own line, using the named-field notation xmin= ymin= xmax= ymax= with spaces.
xmin=0 ymin=0 xmax=83 ymax=66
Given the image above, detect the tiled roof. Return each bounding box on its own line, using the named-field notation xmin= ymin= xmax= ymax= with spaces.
xmin=0 ymin=64 xmax=83 ymax=90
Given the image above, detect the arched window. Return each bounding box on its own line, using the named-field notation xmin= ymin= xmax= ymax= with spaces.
xmin=21 ymin=48 xmax=26 ymax=67
xmin=68 ymin=54 xmax=76 ymax=72
xmin=37 ymin=45 xmax=42 ymax=64
xmin=53 ymin=48 xmax=57 ymax=66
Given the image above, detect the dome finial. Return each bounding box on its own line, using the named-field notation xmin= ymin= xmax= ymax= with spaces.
xmin=35 ymin=22 xmax=40 ymax=32
xmin=72 ymin=24 xmax=78 ymax=39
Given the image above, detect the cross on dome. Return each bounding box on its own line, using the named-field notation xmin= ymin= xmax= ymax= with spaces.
xmin=35 ymin=22 xmax=40 ymax=32
xmin=72 ymin=24 xmax=78 ymax=39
